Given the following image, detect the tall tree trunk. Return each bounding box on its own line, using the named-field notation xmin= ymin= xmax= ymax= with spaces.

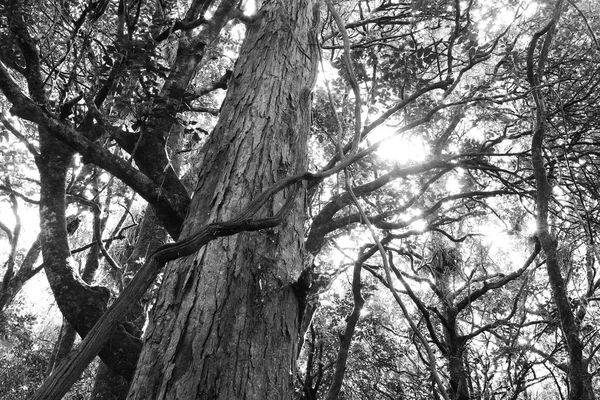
xmin=127 ymin=1 xmax=320 ymax=398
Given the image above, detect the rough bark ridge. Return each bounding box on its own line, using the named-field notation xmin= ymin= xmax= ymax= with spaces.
xmin=127 ymin=1 xmax=320 ymax=398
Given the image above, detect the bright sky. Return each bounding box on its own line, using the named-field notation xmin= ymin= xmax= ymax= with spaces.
xmin=241 ymin=0 xmax=257 ymax=16
xmin=370 ymin=124 xmax=429 ymax=165
xmin=473 ymin=0 xmax=542 ymax=37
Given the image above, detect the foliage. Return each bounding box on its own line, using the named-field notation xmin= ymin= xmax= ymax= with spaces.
xmin=1 ymin=0 xmax=600 ymax=398
xmin=0 ymin=309 xmax=49 ymax=400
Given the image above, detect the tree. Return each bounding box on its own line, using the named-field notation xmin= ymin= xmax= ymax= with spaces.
xmin=127 ymin=0 xmax=321 ymax=397
xmin=2 ymin=0 xmax=321 ymax=398
xmin=2 ymin=0 xmax=600 ymax=399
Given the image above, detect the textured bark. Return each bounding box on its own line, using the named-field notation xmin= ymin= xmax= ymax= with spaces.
xmin=90 ymin=361 xmax=131 ymax=400
xmin=127 ymin=1 xmax=320 ymax=398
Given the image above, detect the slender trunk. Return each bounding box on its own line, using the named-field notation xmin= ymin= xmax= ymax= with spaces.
xmin=325 ymin=260 xmax=365 ymax=400
xmin=527 ymin=3 xmax=585 ymax=398
xmin=45 ymin=194 xmax=132 ymax=398
xmin=36 ymin=131 xmax=142 ymax=381
xmin=434 ymin=252 xmax=470 ymax=400
xmin=127 ymin=1 xmax=320 ymax=398
xmin=45 ymin=319 xmax=77 ymax=376
xmin=441 ymin=306 xmax=469 ymax=400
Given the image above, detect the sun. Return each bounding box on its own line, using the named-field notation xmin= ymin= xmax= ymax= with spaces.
xmin=370 ymin=125 xmax=429 ymax=165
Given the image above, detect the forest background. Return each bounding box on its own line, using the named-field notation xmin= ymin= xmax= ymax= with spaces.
xmin=1 ymin=0 xmax=600 ymax=399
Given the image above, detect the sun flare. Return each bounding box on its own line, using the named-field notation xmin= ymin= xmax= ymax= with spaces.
xmin=371 ymin=125 xmax=429 ymax=164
